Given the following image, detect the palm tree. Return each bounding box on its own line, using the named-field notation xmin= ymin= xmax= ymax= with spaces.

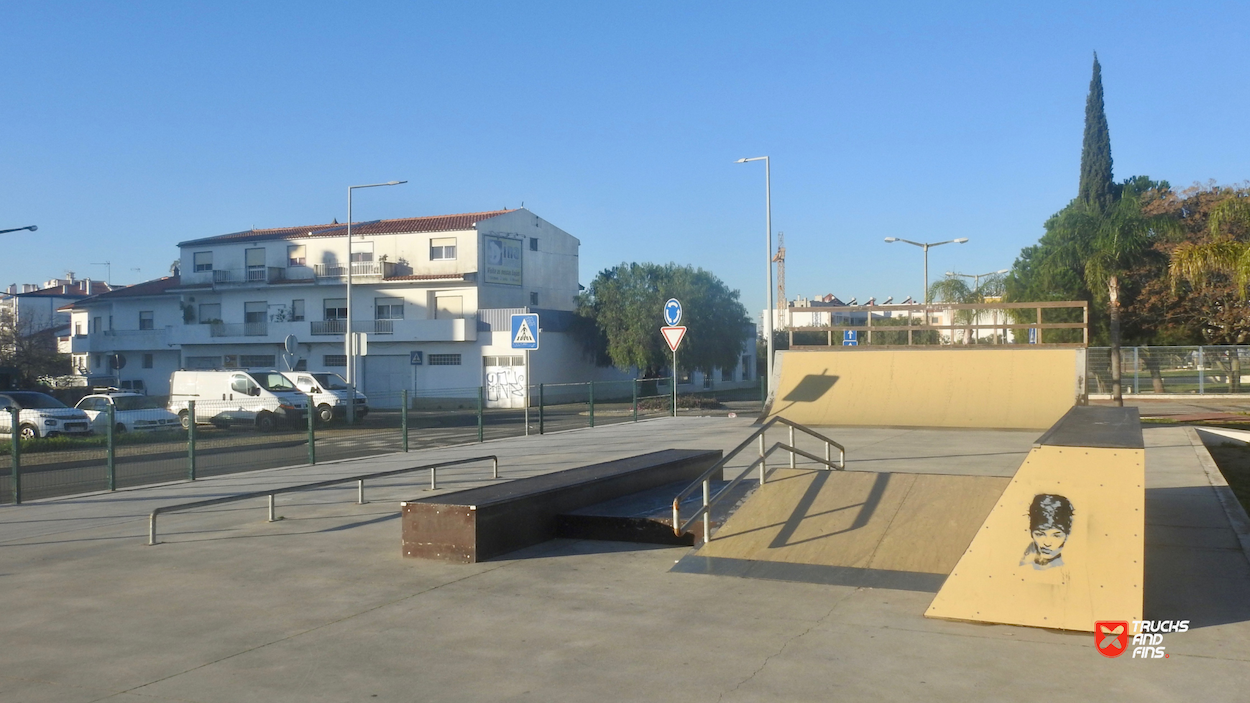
xmin=1170 ymin=198 xmax=1250 ymax=295
xmin=1048 ymin=193 xmax=1176 ymax=406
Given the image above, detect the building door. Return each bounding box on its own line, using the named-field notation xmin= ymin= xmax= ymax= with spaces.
xmin=483 ymin=355 xmax=525 ymax=409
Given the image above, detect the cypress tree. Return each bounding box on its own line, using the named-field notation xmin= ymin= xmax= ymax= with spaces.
xmin=1078 ymin=53 xmax=1115 ymax=211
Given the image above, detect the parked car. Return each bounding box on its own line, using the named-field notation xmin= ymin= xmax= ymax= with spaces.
xmin=167 ymin=369 xmax=307 ymax=431
xmin=0 ymin=391 xmax=93 ymax=440
xmin=281 ymin=371 xmax=369 ymax=422
xmin=75 ymin=393 xmax=180 ymax=434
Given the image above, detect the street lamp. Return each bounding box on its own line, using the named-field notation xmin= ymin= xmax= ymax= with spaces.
xmin=946 ymin=268 xmax=1009 ymax=293
xmin=883 ymin=237 xmax=968 ymax=303
xmin=0 ymin=225 xmax=37 ymax=235
xmin=345 ymin=181 xmax=407 ymax=421
xmin=736 ymin=156 xmax=774 ymax=387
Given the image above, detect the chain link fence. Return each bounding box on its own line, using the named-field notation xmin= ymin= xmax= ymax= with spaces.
xmin=1 ymin=378 xmax=767 ymax=504
xmin=1087 ymin=345 xmax=1250 ymax=395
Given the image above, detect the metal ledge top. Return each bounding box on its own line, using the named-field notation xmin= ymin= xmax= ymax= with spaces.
xmin=1034 ymin=406 xmax=1143 ymax=449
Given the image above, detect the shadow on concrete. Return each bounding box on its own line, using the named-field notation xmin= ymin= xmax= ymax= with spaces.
xmin=769 ymin=371 xmax=838 ymax=416
xmin=1143 ymin=486 xmax=1250 ymax=629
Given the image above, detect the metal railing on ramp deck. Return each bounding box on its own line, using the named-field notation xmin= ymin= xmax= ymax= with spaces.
xmin=673 ymin=417 xmax=844 ymax=544
xmin=147 ymin=455 xmax=499 ymax=545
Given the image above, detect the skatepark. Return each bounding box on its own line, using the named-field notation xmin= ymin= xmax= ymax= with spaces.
xmin=2 ymin=348 xmax=1249 ymax=701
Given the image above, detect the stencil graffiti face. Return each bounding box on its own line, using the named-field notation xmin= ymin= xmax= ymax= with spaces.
xmin=1031 ymin=528 xmax=1068 ymax=564
xmin=1021 ymin=493 xmax=1074 ymax=570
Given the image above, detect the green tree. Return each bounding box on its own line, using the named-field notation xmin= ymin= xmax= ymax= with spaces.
xmin=0 ymin=309 xmax=72 ymax=388
xmin=577 ymin=263 xmax=751 ymax=378
xmin=1079 ymin=53 xmax=1116 ymax=212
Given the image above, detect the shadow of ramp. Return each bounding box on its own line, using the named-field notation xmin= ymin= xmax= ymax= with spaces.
xmin=769 ymin=372 xmax=839 ymax=417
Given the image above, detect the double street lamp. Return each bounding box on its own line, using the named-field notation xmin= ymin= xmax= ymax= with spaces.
xmin=735 ymin=156 xmax=774 ymax=386
xmin=946 ymin=268 xmax=1009 ymax=293
xmin=0 ymin=225 xmax=37 ymax=235
xmin=345 ymin=181 xmax=407 ymax=421
xmin=883 ymin=237 xmax=968 ymax=303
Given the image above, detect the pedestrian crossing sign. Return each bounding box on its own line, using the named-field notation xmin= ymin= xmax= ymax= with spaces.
xmin=511 ymin=313 xmax=540 ymax=350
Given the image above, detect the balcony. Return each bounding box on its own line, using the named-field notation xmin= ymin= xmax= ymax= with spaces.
xmin=312 ymin=261 xmax=401 ymax=279
xmin=311 ymin=320 xmax=346 ymax=336
xmin=309 ymin=318 xmax=474 ymax=341
xmin=209 ymin=321 xmax=269 ymax=337
xmin=70 ymin=328 xmax=171 ymax=353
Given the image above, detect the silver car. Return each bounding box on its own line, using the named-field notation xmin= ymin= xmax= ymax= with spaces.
xmin=0 ymin=391 xmax=93 ymax=439
xmin=75 ymin=393 xmax=181 ymax=434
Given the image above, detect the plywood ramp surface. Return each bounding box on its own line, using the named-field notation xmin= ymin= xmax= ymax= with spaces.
xmin=697 ymin=468 xmax=1009 ymax=578
xmin=766 ymin=348 xmax=1085 ymax=430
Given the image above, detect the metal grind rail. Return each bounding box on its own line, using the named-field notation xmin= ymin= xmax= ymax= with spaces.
xmin=147 ymin=455 xmax=499 ymax=545
xmin=673 ymin=417 xmax=844 ymax=544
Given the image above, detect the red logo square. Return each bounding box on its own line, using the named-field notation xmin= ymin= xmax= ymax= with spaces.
xmin=1095 ymin=621 xmax=1129 ymax=658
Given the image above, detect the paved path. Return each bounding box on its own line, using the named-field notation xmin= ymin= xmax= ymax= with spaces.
xmin=1 ymin=417 xmax=1248 ymax=702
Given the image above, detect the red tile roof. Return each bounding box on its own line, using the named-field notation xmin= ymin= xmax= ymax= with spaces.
xmin=62 ymin=276 xmax=182 ymax=309
xmin=7 ymin=282 xmax=114 ymax=298
xmin=178 ymin=210 xmax=519 ymax=247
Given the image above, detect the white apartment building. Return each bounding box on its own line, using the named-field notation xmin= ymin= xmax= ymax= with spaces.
xmin=66 ymin=209 xmax=640 ymax=405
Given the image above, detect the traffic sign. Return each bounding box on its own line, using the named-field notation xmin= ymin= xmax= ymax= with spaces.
xmin=663 ymin=298 xmax=682 ymax=326
xmin=843 ymin=330 xmax=858 ymax=347
xmin=409 ymin=351 xmax=424 ymax=365
xmin=1029 ymin=328 xmax=1038 ymax=344
xmin=511 ymin=313 xmax=540 ymax=350
xmin=661 ymin=326 xmax=687 ymax=352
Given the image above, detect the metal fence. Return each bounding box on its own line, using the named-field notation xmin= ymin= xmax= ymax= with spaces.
xmin=0 ymin=379 xmax=766 ymax=504
xmin=1088 ymin=345 xmax=1250 ymax=395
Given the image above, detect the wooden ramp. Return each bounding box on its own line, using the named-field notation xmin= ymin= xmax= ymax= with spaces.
xmin=673 ymin=468 xmax=1009 ymax=592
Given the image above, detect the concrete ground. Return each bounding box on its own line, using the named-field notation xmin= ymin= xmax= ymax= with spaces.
xmin=2 ymin=416 xmax=1248 ymax=702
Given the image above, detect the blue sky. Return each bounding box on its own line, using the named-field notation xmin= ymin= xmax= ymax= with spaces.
xmin=3 ymin=2 xmax=1248 ymax=316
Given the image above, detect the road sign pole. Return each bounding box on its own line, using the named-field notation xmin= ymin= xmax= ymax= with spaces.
xmin=307 ymin=396 xmax=316 ymax=465
xmin=10 ymin=407 xmax=21 ymax=505
xmin=106 ymin=404 xmax=116 ymax=491
xmin=524 ymin=349 xmax=530 ymax=436
xmin=401 ymin=389 xmax=409 ymax=452
xmin=187 ymin=401 xmax=196 ymax=481
xmin=672 ymin=348 xmax=678 ymax=417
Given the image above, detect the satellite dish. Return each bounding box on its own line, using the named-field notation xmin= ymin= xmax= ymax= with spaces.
xmin=284 ymin=335 xmax=299 ymax=355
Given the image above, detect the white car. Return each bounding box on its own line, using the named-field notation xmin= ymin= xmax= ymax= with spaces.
xmin=0 ymin=391 xmax=93 ymax=440
xmin=75 ymin=393 xmax=181 ymax=434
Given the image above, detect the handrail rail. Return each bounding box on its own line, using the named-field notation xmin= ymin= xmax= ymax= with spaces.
xmin=147 ymin=455 xmax=499 ymax=545
xmin=672 ymin=417 xmax=844 ymax=543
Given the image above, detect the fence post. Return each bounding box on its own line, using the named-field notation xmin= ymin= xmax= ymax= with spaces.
xmin=760 ymin=375 xmax=766 ymax=411
xmin=401 ymin=389 xmax=409 ymax=452
xmin=187 ymin=401 xmax=196 ymax=481
xmin=477 ymin=386 xmax=484 ymax=442
xmin=307 ymin=398 xmax=316 ymax=465
xmin=589 ymin=382 xmax=595 ymax=428
xmin=106 ymin=403 xmax=116 ymax=491
xmin=1133 ymin=347 xmax=1140 ymax=395
xmin=1199 ymin=346 xmax=1205 ymax=394
xmin=632 ymin=380 xmax=638 ymax=422
xmin=539 ymin=384 xmax=545 ymax=435
xmin=8 ymin=407 xmax=19 ymax=505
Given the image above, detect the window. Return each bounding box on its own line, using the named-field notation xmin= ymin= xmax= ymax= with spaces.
xmin=375 ymin=297 xmax=404 ymax=320
xmin=92 ymin=316 xmax=101 ymax=333
xmin=244 ymin=301 xmax=267 ymax=324
xmin=75 ymin=323 xmax=84 ymax=336
xmin=290 ymin=299 xmax=305 ymax=321
xmin=323 ymin=298 xmax=347 ymax=320
xmin=742 ymin=355 xmax=752 ymax=381
xmin=678 ymin=369 xmax=692 ymax=384
xmin=287 ymin=244 xmax=306 ymax=267
xmin=482 ymin=356 xmax=524 ymax=367
xmin=530 ymin=292 xmax=539 ymax=306
xmin=434 ymin=295 xmax=462 ymax=319
xmin=245 ymin=248 xmax=267 ymax=281
xmin=428 ymin=354 xmax=462 ymax=366
xmin=240 ymin=355 xmax=276 ymax=368
xmin=193 ymin=251 xmax=213 ymax=272
xmin=350 ymin=242 xmax=374 ymax=263
xmin=93 ymin=355 xmax=101 ymax=369
xmin=223 ymin=355 xmax=240 ymax=368
xmin=430 ymin=237 xmax=457 ymax=261
xmin=186 ymin=356 xmax=220 ymax=369
xmin=142 ymin=353 xmax=153 ymax=369
xmin=324 ymin=354 xmax=347 ymax=367
xmin=722 ymin=367 xmax=734 ymax=382
xmin=139 ymin=311 xmax=154 ymax=330
xmin=199 ymin=303 xmax=221 ymax=323
xmin=529 ymin=237 xmax=538 ymax=251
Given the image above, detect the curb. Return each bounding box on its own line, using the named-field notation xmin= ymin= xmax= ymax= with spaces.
xmin=1186 ymin=426 xmax=1250 ymax=567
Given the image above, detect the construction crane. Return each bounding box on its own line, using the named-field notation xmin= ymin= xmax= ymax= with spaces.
xmin=773 ymin=231 xmax=786 ymax=329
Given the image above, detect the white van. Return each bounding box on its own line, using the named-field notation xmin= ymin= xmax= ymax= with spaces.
xmin=167 ymin=370 xmax=308 ymax=431
xmin=281 ymin=372 xmax=369 ymax=423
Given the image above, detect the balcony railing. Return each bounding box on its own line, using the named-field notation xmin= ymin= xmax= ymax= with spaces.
xmin=212 ymin=269 xmax=233 ymax=284
xmin=312 ymin=261 xmax=399 ymax=279
xmin=210 ymin=321 xmax=269 ymax=337
xmin=311 ymin=320 xmax=346 ymax=335
xmin=374 ymin=319 xmax=394 ymax=335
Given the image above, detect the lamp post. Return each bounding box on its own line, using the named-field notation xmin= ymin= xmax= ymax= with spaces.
xmin=945 ymin=268 xmax=1008 ymax=344
xmin=883 ymin=237 xmax=969 ymax=303
xmin=0 ymin=225 xmax=37 ymax=235
xmin=345 ymin=181 xmax=407 ymax=422
xmin=736 ymin=156 xmax=773 ymax=387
